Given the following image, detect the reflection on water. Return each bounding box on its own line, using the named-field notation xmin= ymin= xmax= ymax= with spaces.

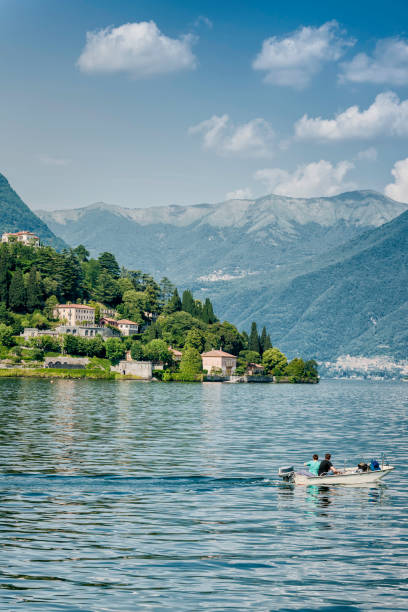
xmin=0 ymin=379 xmax=407 ymax=610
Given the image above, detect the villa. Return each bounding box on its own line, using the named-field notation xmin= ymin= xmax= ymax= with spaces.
xmin=53 ymin=304 xmax=95 ymax=326
xmin=2 ymin=230 xmax=40 ymax=246
xmin=116 ymin=319 xmax=139 ymax=336
xmin=201 ymin=349 xmax=237 ymax=375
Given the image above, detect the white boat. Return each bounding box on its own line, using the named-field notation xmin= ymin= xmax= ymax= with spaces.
xmin=278 ymin=463 xmax=394 ymax=486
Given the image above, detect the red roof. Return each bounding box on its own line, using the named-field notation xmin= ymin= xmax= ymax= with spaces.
xmin=117 ymin=319 xmax=138 ymax=325
xmin=5 ymin=231 xmax=38 ymax=236
xmin=201 ymin=349 xmax=236 ymax=358
xmin=55 ymin=304 xmax=95 ymax=310
xmin=169 ymin=347 xmax=183 ymax=356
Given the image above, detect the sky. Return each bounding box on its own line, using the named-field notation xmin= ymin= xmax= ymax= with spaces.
xmin=1 ymin=0 xmax=408 ymax=210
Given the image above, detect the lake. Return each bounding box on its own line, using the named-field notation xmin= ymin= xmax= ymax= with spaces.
xmin=0 ymin=378 xmax=407 ymax=611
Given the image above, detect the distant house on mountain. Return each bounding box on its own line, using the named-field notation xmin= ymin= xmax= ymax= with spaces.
xmin=201 ymin=349 xmax=237 ymax=375
xmin=2 ymin=230 xmax=40 ymax=247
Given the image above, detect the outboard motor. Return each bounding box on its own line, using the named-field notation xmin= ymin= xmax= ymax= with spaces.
xmin=278 ymin=466 xmax=295 ymax=481
xmin=357 ymin=462 xmax=369 ymax=472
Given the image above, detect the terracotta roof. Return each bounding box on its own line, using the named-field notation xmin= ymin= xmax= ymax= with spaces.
xmin=117 ymin=319 xmax=138 ymax=325
xmin=4 ymin=231 xmax=39 ymax=237
xmin=169 ymin=347 xmax=183 ymax=356
xmin=201 ymin=349 xmax=237 ymax=358
xmin=248 ymin=362 xmax=264 ymax=368
xmin=55 ymin=304 xmax=95 ymax=310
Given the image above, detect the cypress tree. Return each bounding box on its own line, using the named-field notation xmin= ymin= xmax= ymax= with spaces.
xmin=165 ymin=289 xmax=182 ymax=314
xmin=26 ymin=267 xmax=43 ymax=312
xmin=260 ymin=326 xmax=268 ymax=355
xmin=248 ymin=321 xmax=261 ymax=353
xmin=9 ymin=269 xmax=26 ymax=312
xmin=263 ymin=333 xmax=272 ymax=351
xmin=182 ymin=289 xmax=195 ymax=315
xmin=202 ymin=298 xmax=217 ymax=324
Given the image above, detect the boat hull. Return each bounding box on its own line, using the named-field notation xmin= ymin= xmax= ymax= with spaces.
xmin=293 ymin=465 xmax=394 ymax=486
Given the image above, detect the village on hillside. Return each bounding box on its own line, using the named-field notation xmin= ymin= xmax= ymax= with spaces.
xmin=0 ymin=232 xmax=318 ymax=383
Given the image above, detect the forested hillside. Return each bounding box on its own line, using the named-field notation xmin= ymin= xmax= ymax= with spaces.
xmin=0 ymin=173 xmax=66 ymax=250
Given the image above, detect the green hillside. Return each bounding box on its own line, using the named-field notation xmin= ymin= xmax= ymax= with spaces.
xmin=0 ymin=173 xmax=66 ymax=250
xmin=255 ymin=210 xmax=408 ymax=360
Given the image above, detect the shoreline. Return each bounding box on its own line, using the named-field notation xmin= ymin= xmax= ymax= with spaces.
xmin=0 ymin=367 xmax=318 ymax=383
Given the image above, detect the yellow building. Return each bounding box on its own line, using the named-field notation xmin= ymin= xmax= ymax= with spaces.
xmin=53 ymin=304 xmax=95 ymax=326
xmin=201 ymin=349 xmax=237 ymax=375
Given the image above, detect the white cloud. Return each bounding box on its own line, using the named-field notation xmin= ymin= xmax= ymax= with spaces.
xmin=193 ymin=16 xmax=213 ymax=30
xmin=252 ymin=20 xmax=354 ymax=88
xmin=225 ymin=188 xmax=254 ymax=200
xmin=39 ymin=155 xmax=71 ymax=167
xmin=77 ymin=21 xmax=196 ymax=76
xmin=254 ymin=160 xmax=355 ymax=198
xmin=189 ymin=115 xmax=274 ymax=157
xmin=384 ymin=158 xmax=408 ymax=203
xmin=340 ymin=38 xmax=408 ymax=85
xmin=295 ymin=91 xmax=408 ymax=141
xmin=356 ymin=147 xmax=378 ymax=161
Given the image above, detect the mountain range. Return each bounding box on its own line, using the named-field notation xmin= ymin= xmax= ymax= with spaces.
xmin=36 ymin=190 xmax=408 ymax=360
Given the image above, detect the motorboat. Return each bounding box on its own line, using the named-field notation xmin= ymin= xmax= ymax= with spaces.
xmin=278 ymin=459 xmax=394 ymax=486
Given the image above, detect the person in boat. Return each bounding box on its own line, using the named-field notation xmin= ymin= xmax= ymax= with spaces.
xmin=304 ymin=454 xmax=320 ymax=476
xmin=318 ymin=453 xmax=339 ymax=476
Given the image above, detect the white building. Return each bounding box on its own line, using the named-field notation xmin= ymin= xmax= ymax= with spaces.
xmin=53 ymin=304 xmax=95 ymax=326
xmin=201 ymin=349 xmax=237 ymax=376
xmin=116 ymin=319 xmax=139 ymax=336
xmin=2 ymin=231 xmax=40 ymax=246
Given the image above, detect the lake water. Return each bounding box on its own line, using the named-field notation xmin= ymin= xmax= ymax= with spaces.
xmin=0 ymin=378 xmax=407 ymax=611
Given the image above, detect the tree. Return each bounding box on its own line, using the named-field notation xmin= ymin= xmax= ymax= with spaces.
xmin=8 ymin=269 xmax=26 ymax=312
xmin=130 ymin=340 xmax=145 ymax=361
xmin=202 ymin=298 xmax=217 ymax=324
xmin=304 ymin=359 xmax=318 ymax=379
xmin=26 ymin=267 xmax=43 ymax=312
xmin=94 ymin=270 xmax=121 ymax=306
xmin=0 ymin=247 xmax=9 ymax=305
xmin=0 ymin=324 xmax=14 ymax=347
xmin=262 ymin=348 xmax=288 ymax=375
xmin=98 ymin=252 xmax=120 ymax=278
xmin=143 ymin=339 xmax=172 ymax=365
xmin=44 ymin=295 xmax=58 ymax=319
xmin=184 ymin=328 xmax=206 ymax=352
xmin=164 ymin=289 xmax=182 ymax=314
xmin=259 ymin=326 xmax=272 ymax=354
xmin=159 ymin=277 xmax=175 ymax=309
xmin=73 ymin=245 xmax=89 ymax=262
xmin=182 ymin=290 xmax=195 ymax=315
xmin=179 ymin=346 xmax=202 ymax=376
xmin=105 ymin=338 xmax=126 ymax=364
xmin=286 ymin=358 xmax=306 ymax=379
xmin=249 ymin=322 xmax=261 ymax=353
xmin=263 ymin=334 xmax=272 ymax=352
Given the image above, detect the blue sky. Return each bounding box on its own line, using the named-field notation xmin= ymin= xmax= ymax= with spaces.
xmin=1 ymin=0 xmax=408 ymax=209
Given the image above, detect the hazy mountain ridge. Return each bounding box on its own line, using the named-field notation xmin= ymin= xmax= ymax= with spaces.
xmin=0 ymin=173 xmax=66 ymax=250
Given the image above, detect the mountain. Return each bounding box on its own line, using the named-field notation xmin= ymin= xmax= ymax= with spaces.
xmin=37 ymin=190 xmax=408 ymax=360
xmin=245 ymin=210 xmax=408 ymax=360
xmin=0 ymin=173 xmax=66 ymax=250
xmin=37 ymin=190 xmax=406 ymax=282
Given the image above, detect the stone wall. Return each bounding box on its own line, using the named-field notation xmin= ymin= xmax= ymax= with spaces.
xmin=44 ymin=357 xmax=90 ymax=369
xmin=111 ymin=360 xmax=153 ymax=379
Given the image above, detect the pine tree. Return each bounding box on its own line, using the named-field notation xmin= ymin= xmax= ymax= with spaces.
xmin=248 ymin=321 xmax=261 ymax=353
xmin=9 ymin=269 xmax=26 ymax=312
xmin=26 ymin=267 xmax=43 ymax=312
xmin=98 ymin=252 xmax=120 ymax=278
xmin=182 ymin=290 xmax=195 ymax=315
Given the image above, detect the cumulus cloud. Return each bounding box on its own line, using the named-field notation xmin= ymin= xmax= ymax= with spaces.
xmin=225 ymin=188 xmax=254 ymax=200
xmin=77 ymin=21 xmax=196 ymax=76
xmin=254 ymin=160 xmax=355 ymax=198
xmin=252 ymin=20 xmax=354 ymax=88
xmin=340 ymin=38 xmax=408 ymax=85
xmin=356 ymin=147 xmax=378 ymax=161
xmin=295 ymin=91 xmax=408 ymax=141
xmin=384 ymin=158 xmax=408 ymax=203
xmin=189 ymin=115 xmax=274 ymax=157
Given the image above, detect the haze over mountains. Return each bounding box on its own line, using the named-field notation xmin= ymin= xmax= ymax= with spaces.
xmin=37 ymin=190 xmax=408 ymax=361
